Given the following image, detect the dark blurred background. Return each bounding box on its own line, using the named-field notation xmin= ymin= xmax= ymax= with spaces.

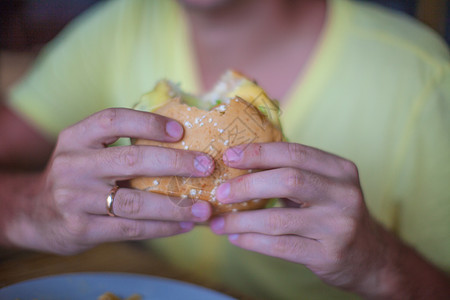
xmin=0 ymin=0 xmax=449 ymax=96
xmin=0 ymin=0 xmax=105 ymax=50
xmin=0 ymin=0 xmax=448 ymax=50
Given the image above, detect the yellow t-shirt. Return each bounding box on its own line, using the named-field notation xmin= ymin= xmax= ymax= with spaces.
xmin=8 ymin=0 xmax=450 ymax=299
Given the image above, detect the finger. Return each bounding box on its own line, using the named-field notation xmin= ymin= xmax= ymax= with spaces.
xmin=227 ymin=233 xmax=322 ymax=265
xmin=86 ymin=187 xmax=212 ymax=222
xmin=58 ymin=108 xmax=184 ymax=150
xmin=210 ymin=208 xmax=321 ymax=238
xmin=84 ymin=216 xmax=195 ymax=243
xmin=216 ymin=167 xmax=334 ymax=204
xmin=223 ymin=142 xmax=358 ymax=179
xmin=84 ymin=145 xmax=214 ymax=179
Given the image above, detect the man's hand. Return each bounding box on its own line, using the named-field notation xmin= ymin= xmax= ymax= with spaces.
xmin=2 ymin=108 xmax=214 ymax=254
xmin=209 ymin=142 xmax=450 ymax=299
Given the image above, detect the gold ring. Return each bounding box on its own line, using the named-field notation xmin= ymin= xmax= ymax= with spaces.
xmin=106 ymin=185 xmax=120 ymax=217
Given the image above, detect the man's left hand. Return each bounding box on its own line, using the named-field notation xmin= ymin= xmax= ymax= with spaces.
xmin=209 ymin=142 xmax=392 ymax=294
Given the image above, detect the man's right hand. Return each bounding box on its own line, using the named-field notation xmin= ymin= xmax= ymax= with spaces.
xmin=1 ymin=108 xmax=214 ymax=254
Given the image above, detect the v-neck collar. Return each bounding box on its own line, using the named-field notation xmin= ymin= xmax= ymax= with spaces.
xmin=176 ymin=0 xmax=351 ymax=127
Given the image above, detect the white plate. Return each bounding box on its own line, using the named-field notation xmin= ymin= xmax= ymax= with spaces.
xmin=0 ymin=272 xmax=235 ymax=300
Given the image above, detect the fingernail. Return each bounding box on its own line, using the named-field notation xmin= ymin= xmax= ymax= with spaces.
xmin=228 ymin=234 xmax=239 ymax=241
xmin=194 ymin=155 xmax=214 ymax=174
xmin=210 ymin=217 xmax=224 ymax=233
xmin=224 ymin=147 xmax=243 ymax=163
xmin=191 ymin=201 xmax=210 ymax=219
xmin=179 ymin=222 xmax=194 ymax=231
xmin=166 ymin=121 xmax=183 ymax=139
xmin=216 ymin=183 xmax=230 ymax=201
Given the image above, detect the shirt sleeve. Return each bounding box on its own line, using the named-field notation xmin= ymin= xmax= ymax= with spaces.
xmin=395 ymin=65 xmax=450 ymax=272
xmin=7 ymin=0 xmax=124 ymax=140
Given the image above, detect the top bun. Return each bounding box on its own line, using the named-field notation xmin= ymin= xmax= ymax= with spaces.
xmin=130 ymin=70 xmax=283 ymax=215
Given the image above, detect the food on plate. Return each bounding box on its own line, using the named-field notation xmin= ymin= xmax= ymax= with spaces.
xmin=130 ymin=70 xmax=283 ymax=215
xmin=98 ymin=292 xmax=141 ymax=300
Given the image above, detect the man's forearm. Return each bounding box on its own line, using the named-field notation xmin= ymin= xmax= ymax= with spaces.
xmin=0 ymin=172 xmax=41 ymax=248
xmin=366 ymin=226 xmax=450 ymax=299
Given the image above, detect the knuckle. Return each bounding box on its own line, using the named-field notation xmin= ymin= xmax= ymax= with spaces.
xmin=58 ymin=123 xmax=89 ymax=147
xmin=53 ymin=187 xmax=74 ymax=209
xmin=119 ymin=221 xmax=145 ymax=239
xmin=96 ymin=108 xmax=120 ymax=130
xmin=115 ymin=190 xmax=144 ymax=216
xmin=344 ymin=218 xmax=358 ymax=237
xmin=341 ymin=159 xmax=359 ymax=179
xmin=50 ymin=154 xmax=71 ymax=178
xmin=288 ymin=143 xmax=307 ymax=165
xmin=324 ymin=248 xmax=344 ymax=269
xmin=284 ymin=168 xmax=302 ymax=195
xmin=343 ymin=184 xmax=364 ymax=208
xmin=144 ymin=113 xmax=162 ymax=133
xmin=115 ymin=146 xmax=143 ymax=172
xmin=172 ymin=150 xmax=183 ymax=170
xmin=240 ymin=174 xmax=254 ymax=195
xmin=273 ymin=237 xmax=302 ymax=256
xmin=51 ymin=216 xmax=89 ymax=255
xmin=166 ymin=149 xmax=184 ymax=173
xmin=333 ymin=216 xmax=358 ymax=239
xmin=265 ymin=212 xmax=289 ymax=234
xmin=64 ymin=215 xmax=89 ymax=240
xmin=57 ymin=127 xmax=72 ymax=146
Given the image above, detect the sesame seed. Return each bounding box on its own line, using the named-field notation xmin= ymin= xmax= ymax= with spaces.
xmin=210 ymin=186 xmax=217 ymax=196
xmin=184 ymin=121 xmax=193 ymax=128
xmin=213 ymin=122 xmax=218 ymax=127
xmin=153 ymin=180 xmax=159 ymax=186
xmin=217 ymin=105 xmax=227 ymax=112
xmin=208 ymin=118 xmax=212 ymax=123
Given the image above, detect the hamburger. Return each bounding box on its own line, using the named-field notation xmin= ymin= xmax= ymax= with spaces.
xmin=130 ymin=70 xmax=283 ymax=215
